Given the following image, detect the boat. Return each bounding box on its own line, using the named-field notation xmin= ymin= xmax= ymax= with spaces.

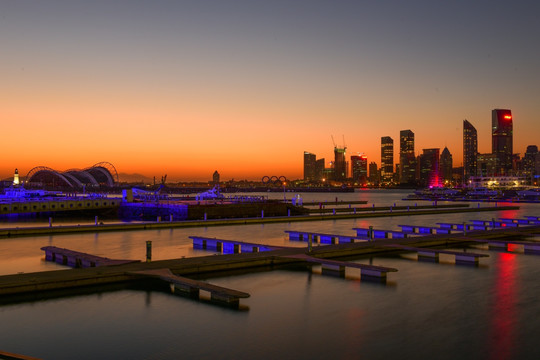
xmin=466 ymin=187 xmax=499 ymax=198
xmin=517 ymin=188 xmax=540 ymax=198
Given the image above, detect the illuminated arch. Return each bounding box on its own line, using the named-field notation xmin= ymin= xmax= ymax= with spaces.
xmin=26 ymin=162 xmax=118 ymax=189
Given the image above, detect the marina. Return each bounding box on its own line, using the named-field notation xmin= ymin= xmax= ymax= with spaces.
xmin=0 ymin=190 xmax=539 ymax=359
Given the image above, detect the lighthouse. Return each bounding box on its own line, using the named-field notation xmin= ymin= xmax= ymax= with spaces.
xmin=13 ymin=168 xmax=20 ymax=185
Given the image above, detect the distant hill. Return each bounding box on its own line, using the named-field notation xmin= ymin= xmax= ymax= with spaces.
xmin=118 ymin=173 xmax=153 ymax=184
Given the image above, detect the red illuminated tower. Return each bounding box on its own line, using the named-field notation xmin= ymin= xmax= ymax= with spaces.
xmin=492 ymin=109 xmax=513 ymax=175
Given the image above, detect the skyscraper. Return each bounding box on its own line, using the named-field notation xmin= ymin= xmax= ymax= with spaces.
xmin=419 ymin=148 xmax=440 ymax=187
xmin=492 ymin=109 xmax=513 ymax=175
xmin=439 ymin=147 xmax=453 ymax=184
xmin=399 ymin=130 xmax=416 ymax=184
xmin=523 ymin=145 xmax=539 ymax=182
xmin=381 ymin=136 xmax=394 ymax=184
xmin=463 ymin=119 xmax=478 ymax=181
xmin=369 ymin=162 xmax=379 ymax=185
xmin=303 ymin=151 xmax=317 ymax=181
xmin=334 ymin=146 xmax=347 ymax=181
xmin=351 ymin=154 xmax=368 ymax=185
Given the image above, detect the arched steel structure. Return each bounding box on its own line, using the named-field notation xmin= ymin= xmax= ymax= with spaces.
xmin=26 ymin=162 xmax=118 ymax=189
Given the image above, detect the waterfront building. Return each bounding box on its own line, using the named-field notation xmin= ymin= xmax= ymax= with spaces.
xmin=492 ymin=109 xmax=513 ymax=175
xmin=463 ymin=119 xmax=478 ymax=182
xmin=380 ymin=136 xmax=394 ymax=184
xmin=399 ymin=130 xmax=416 ymax=185
xmin=25 ymin=162 xmax=118 ymax=190
xmin=333 ymin=146 xmax=347 ymax=181
xmin=303 ymin=152 xmax=317 ymax=181
xmin=468 ymin=176 xmax=527 ymax=189
xmin=351 ymin=154 xmax=368 ymax=185
xmin=419 ymin=148 xmax=440 ymax=187
xmin=440 ymin=147 xmax=453 ymax=185
xmin=368 ymin=162 xmax=379 ymax=185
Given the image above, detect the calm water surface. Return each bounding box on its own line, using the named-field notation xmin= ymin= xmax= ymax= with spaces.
xmin=1 ymin=190 xmax=539 ymax=359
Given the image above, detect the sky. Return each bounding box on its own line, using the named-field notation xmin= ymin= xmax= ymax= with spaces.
xmin=1 ymin=0 xmax=539 ymax=181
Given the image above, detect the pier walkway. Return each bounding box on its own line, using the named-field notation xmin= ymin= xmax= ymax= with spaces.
xmin=0 ymin=223 xmax=538 ymax=305
xmin=130 ymin=268 xmax=250 ymax=306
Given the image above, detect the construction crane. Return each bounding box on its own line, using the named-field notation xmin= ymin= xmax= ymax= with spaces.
xmin=331 ymin=135 xmax=337 ymax=149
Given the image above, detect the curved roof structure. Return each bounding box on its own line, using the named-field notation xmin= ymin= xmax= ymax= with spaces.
xmin=26 ymin=162 xmax=119 ymax=189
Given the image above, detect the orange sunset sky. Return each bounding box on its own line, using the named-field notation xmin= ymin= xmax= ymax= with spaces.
xmin=2 ymin=1 xmax=539 ymax=182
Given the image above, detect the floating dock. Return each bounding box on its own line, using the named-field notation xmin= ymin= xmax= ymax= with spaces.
xmin=1 ymin=220 xmax=538 ymax=306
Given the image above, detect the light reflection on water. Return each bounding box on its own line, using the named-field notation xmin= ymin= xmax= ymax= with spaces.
xmin=0 ymin=191 xmax=539 ymax=359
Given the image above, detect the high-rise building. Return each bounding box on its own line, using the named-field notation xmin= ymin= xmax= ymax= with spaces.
xmin=463 ymin=119 xmax=478 ymax=181
xmin=351 ymin=154 xmax=368 ymax=185
xmin=315 ymin=158 xmax=325 ymax=182
xmin=419 ymin=148 xmax=440 ymax=187
xmin=369 ymin=162 xmax=379 ymax=185
xmin=523 ymin=145 xmax=539 ymax=182
xmin=303 ymin=151 xmax=317 ymax=181
xmin=439 ymin=147 xmax=453 ymax=184
xmin=477 ymin=153 xmax=498 ymax=177
xmin=381 ymin=136 xmax=394 ymax=184
xmin=492 ymin=109 xmax=513 ymax=175
xmin=399 ymin=130 xmax=416 ymax=184
xmin=333 ymin=146 xmax=347 ymax=181
xmin=212 ymin=170 xmax=220 ymax=184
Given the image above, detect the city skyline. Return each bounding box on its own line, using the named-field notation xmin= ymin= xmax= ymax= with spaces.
xmin=2 ymin=1 xmax=540 ymax=181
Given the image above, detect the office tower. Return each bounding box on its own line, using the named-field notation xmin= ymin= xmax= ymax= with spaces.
xmin=477 ymin=153 xmax=497 ymax=177
xmin=212 ymin=170 xmax=220 ymax=184
xmin=351 ymin=154 xmax=368 ymax=185
xmin=399 ymin=130 xmax=416 ymax=184
xmin=419 ymin=148 xmax=440 ymax=187
xmin=381 ymin=136 xmax=394 ymax=184
xmin=369 ymin=162 xmax=379 ymax=185
xmin=523 ymin=145 xmax=539 ymax=182
xmin=463 ymin=120 xmax=478 ymax=181
xmin=492 ymin=109 xmax=513 ymax=175
xmin=439 ymin=147 xmax=453 ymax=184
xmin=334 ymin=146 xmax=347 ymax=181
xmin=303 ymin=151 xmax=317 ymax=181
xmin=315 ymin=158 xmax=325 ymax=182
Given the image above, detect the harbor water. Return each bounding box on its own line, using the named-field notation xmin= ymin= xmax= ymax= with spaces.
xmin=1 ymin=190 xmax=539 ymax=359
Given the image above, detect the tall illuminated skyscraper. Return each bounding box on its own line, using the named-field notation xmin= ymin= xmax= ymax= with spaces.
xmin=303 ymin=151 xmax=317 ymax=181
xmin=463 ymin=120 xmax=478 ymax=181
xmin=399 ymin=130 xmax=416 ymax=184
xmin=351 ymin=154 xmax=368 ymax=185
xmin=381 ymin=136 xmax=394 ymax=184
xmin=334 ymin=146 xmax=347 ymax=181
xmin=492 ymin=109 xmax=513 ymax=175
xmin=439 ymin=147 xmax=453 ymax=184
xmin=419 ymin=148 xmax=440 ymax=187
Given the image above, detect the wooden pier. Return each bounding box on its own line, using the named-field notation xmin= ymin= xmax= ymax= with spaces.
xmin=130 ymin=268 xmax=250 ymax=306
xmin=280 ymin=253 xmax=397 ymax=281
xmin=382 ymin=244 xmax=489 ymax=265
xmin=41 ymin=246 xmax=140 ymax=268
xmin=0 ymin=222 xmax=538 ymax=305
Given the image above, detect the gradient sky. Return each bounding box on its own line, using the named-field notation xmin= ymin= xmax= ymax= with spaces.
xmin=2 ymin=0 xmax=539 ymax=181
